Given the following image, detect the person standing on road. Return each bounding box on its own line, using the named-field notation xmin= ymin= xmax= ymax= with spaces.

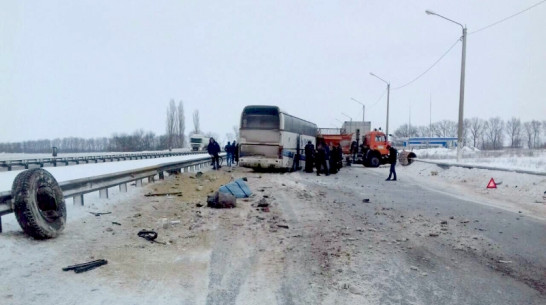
xmin=304 ymin=140 xmax=315 ymax=173
xmin=224 ymin=141 xmax=233 ymax=167
xmin=386 ymin=145 xmax=398 ymax=181
xmin=336 ymin=143 xmax=343 ymax=171
xmin=207 ymin=138 xmax=221 ymax=170
xmin=231 ymin=140 xmax=237 ymax=165
xmin=329 ymin=143 xmax=338 ymax=174
xmin=315 ymin=140 xmax=329 ymax=176
xmin=350 ymin=141 xmax=358 ymax=163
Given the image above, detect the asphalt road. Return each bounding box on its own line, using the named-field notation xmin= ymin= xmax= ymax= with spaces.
xmin=288 ymin=165 xmax=546 ymax=304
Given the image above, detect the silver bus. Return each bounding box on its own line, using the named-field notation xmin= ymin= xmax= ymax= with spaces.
xmin=238 ymin=105 xmax=317 ymax=170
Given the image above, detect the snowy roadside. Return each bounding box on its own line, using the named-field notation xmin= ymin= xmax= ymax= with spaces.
xmin=396 ymin=161 xmax=546 ymax=221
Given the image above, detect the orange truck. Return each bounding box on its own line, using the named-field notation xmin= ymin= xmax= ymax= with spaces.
xmin=360 ymin=129 xmax=391 ymax=167
xmin=316 ymin=128 xmax=353 ymax=154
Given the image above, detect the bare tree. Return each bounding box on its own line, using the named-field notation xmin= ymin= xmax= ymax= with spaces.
xmin=166 ymin=100 xmax=177 ymax=149
xmin=531 ymin=120 xmax=542 ymax=148
xmin=416 ymin=126 xmax=430 ymax=137
xmin=193 ymin=110 xmax=200 ymax=134
xmin=506 ymin=117 xmax=522 ymax=148
xmin=523 ymin=121 xmax=533 ymax=148
xmin=177 ymin=101 xmax=185 ymax=148
xmin=232 ymin=125 xmax=240 ymax=140
xmin=484 ymin=117 xmax=504 ymax=150
xmin=393 ymin=124 xmax=418 ymax=138
xmin=431 ymin=120 xmax=457 ymax=137
xmin=468 ymin=117 xmax=485 ymax=149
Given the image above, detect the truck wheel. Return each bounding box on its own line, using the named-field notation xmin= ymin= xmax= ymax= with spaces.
xmin=11 ymin=168 xmax=66 ymax=239
xmin=367 ymin=156 xmax=380 ymax=168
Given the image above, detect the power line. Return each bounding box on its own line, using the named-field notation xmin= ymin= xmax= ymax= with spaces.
xmin=392 ymin=38 xmax=460 ymax=90
xmin=470 ymin=0 xmax=546 ymax=35
xmin=369 ymin=88 xmax=387 ymax=108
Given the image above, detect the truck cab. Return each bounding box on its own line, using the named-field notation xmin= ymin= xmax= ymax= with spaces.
xmin=361 ymin=130 xmax=391 ymax=167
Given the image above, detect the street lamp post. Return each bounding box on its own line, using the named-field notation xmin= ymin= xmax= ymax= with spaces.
xmin=426 ymin=9 xmax=467 ymax=162
xmin=351 ymin=97 xmax=366 ymax=123
xmin=370 ymin=73 xmax=391 ymax=141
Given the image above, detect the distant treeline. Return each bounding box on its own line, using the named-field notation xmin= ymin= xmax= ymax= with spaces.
xmin=1 ymin=99 xmax=188 ymax=154
xmin=393 ymin=117 xmax=546 ymax=150
xmin=0 ymin=129 xmax=172 ymax=154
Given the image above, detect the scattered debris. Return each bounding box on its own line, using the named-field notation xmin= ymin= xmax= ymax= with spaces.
xmin=429 ymin=233 xmax=439 ymax=237
xmin=195 ymin=172 xmax=203 ymax=178
xmin=144 ymin=192 xmax=182 ymax=197
xmin=277 ymin=225 xmax=289 ymax=229
xmin=498 ymin=260 xmax=512 ymax=264
xmin=196 ymin=203 xmax=203 ymax=207
xmin=137 ymin=230 xmax=166 ymax=245
xmin=89 ymin=212 xmax=111 ymax=217
xmin=362 ymin=198 xmax=370 ymax=203
xmin=63 ymin=259 xmax=108 ymax=273
xmin=257 ymin=198 xmax=269 ymax=208
xmin=112 ymin=222 xmax=121 ymax=226
xmin=410 ymin=266 xmax=419 ymax=271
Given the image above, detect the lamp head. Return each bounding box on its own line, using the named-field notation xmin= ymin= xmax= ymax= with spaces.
xmin=425 ymin=10 xmax=435 ymax=15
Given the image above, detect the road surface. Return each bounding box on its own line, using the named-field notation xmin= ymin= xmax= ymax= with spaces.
xmin=0 ymin=165 xmax=544 ymax=305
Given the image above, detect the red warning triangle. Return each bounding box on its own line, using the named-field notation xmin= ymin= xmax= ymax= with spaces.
xmin=486 ymin=178 xmax=497 ymax=189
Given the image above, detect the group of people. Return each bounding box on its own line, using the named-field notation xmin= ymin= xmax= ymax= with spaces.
xmin=304 ymin=139 xmax=343 ymax=176
xmin=304 ymin=139 xmax=398 ymax=181
xmin=223 ymin=140 xmax=239 ymax=167
xmin=206 ymin=138 xmax=239 ymax=170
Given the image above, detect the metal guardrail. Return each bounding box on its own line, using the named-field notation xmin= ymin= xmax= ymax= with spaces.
xmin=0 ymin=154 xmax=222 ymax=232
xmin=0 ymin=151 xmax=208 ymax=171
xmin=413 ymin=159 xmax=546 ymax=176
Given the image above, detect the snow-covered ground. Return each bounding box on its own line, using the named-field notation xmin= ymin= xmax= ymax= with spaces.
xmin=411 ymin=147 xmax=546 ymax=172
xmin=0 ymin=149 xmax=544 ymax=305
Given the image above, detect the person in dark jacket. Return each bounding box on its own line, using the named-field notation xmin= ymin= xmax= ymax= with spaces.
xmin=224 ymin=141 xmax=233 ymax=167
xmin=350 ymin=141 xmax=358 ymax=163
xmin=304 ymin=141 xmax=315 ymax=173
xmin=315 ymin=140 xmax=329 ymax=176
xmin=329 ymin=144 xmax=338 ymax=174
xmin=386 ymin=145 xmax=398 ymax=181
xmin=231 ymin=140 xmax=238 ymax=165
xmin=336 ymin=143 xmax=343 ymax=171
xmin=207 ymin=138 xmax=221 ymax=170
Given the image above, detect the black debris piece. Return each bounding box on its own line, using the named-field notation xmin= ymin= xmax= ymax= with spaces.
xmin=63 ymin=259 xmax=108 ymax=273
xmin=89 ymin=212 xmax=111 ymax=217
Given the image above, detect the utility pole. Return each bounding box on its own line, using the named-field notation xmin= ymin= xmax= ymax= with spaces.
xmin=426 ymin=10 xmax=467 ymax=162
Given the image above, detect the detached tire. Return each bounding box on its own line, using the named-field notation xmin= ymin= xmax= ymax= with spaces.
xmin=11 ymin=168 xmax=66 ymax=239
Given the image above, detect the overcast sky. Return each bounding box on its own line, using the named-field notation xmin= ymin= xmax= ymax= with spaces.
xmin=1 ymin=0 xmax=545 ymax=143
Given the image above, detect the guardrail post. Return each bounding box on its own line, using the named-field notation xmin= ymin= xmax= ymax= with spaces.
xmin=184 ymin=167 xmax=189 ymax=173
xmin=136 ymin=179 xmax=142 ymax=187
xmin=0 ymin=216 xmax=2 ymax=233
xmin=147 ymin=176 xmax=155 ymax=183
xmin=74 ymin=195 xmax=84 ymax=206
xmin=99 ymin=188 xmax=108 ymax=199
xmin=158 ymin=171 xmax=164 ymax=180
xmin=119 ymin=183 xmax=127 ymax=193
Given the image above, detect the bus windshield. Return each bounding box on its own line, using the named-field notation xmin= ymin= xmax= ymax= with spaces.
xmin=241 ymin=106 xmax=280 ymax=130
